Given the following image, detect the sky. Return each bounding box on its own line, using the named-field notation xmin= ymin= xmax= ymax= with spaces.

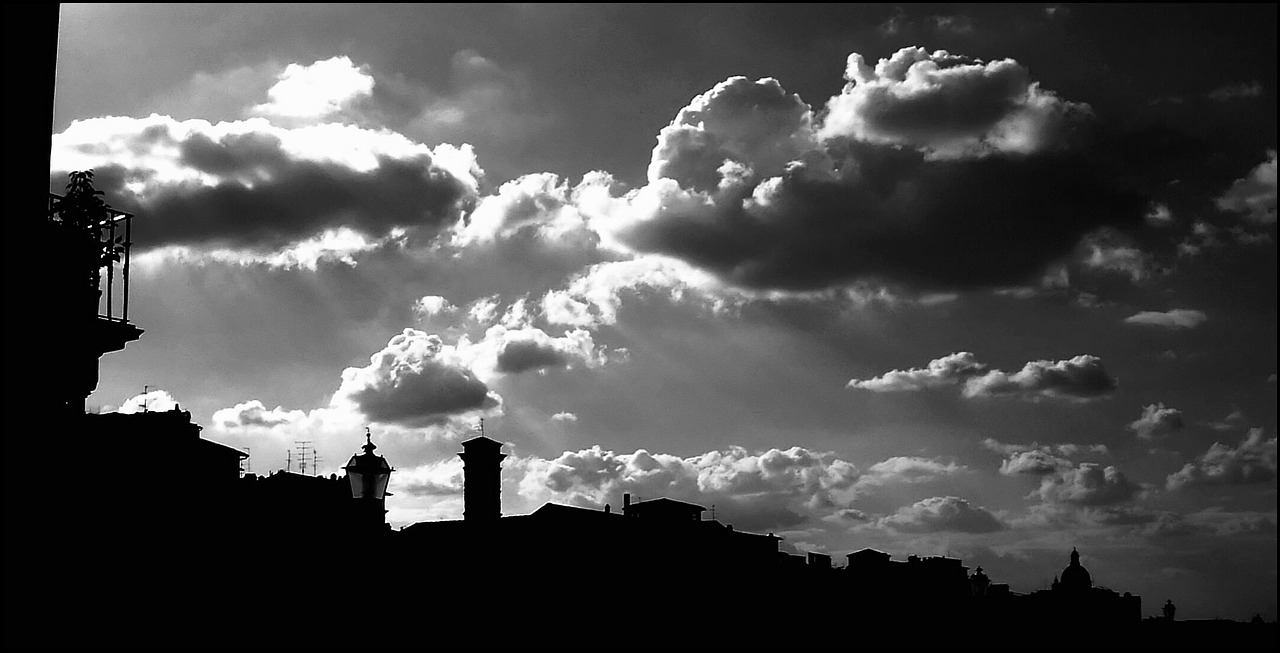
xmin=52 ymin=4 xmax=1276 ymax=620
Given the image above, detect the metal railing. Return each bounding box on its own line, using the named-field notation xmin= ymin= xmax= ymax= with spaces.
xmin=48 ymin=192 xmax=134 ymax=323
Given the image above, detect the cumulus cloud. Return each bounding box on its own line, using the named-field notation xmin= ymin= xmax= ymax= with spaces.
xmin=1216 ymin=150 xmax=1277 ymax=224
xmin=962 ymin=355 xmax=1117 ymax=401
xmin=514 ymin=445 xmax=861 ymax=532
xmin=858 ymin=456 xmax=966 ymax=485
xmin=250 ymin=56 xmax=375 ymax=124
xmin=820 ymin=47 xmax=1087 ymax=158
xmin=1123 ymin=309 xmax=1208 ymax=330
xmin=488 ymin=325 xmax=607 ymax=375
xmin=115 ymin=389 xmax=180 ymax=414
xmin=413 ymin=295 xmax=456 ymax=318
xmin=1034 ymin=462 xmax=1142 ymax=506
xmin=1166 ymin=429 xmax=1278 ymax=490
xmin=550 ymin=412 xmax=578 ymax=423
xmin=1128 ymin=403 xmax=1185 ymax=441
xmin=600 ymin=48 xmax=1144 ymax=294
xmin=540 ymin=255 xmax=729 ymax=328
xmin=877 ymin=496 xmax=1004 ymax=533
xmin=333 ymin=329 xmax=502 ymax=427
xmin=50 ymin=113 xmax=482 ymax=255
xmin=847 ymin=352 xmax=987 ymax=392
xmin=985 ymin=438 xmax=1108 ymax=476
xmin=1000 ymin=449 xmax=1072 ymax=476
xmin=1078 ymin=229 xmax=1158 ymax=282
xmin=850 ymin=353 xmax=1117 ymax=401
xmin=213 ymin=400 xmax=307 ymax=430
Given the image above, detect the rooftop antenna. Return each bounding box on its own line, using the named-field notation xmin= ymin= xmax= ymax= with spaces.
xmin=143 ymin=384 xmax=149 ymax=413
xmin=477 ymin=417 xmax=485 ymax=438
xmin=710 ymin=504 xmax=717 ymax=520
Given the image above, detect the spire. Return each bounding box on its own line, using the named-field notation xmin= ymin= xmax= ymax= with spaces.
xmin=1070 ymin=547 xmax=1080 ymax=566
xmin=362 ymin=426 xmax=377 ymax=455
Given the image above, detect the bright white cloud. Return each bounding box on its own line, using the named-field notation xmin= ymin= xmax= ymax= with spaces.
xmin=1128 ymin=403 xmax=1185 ymax=441
xmin=963 ymin=355 xmax=1117 ymax=401
xmin=213 ymin=399 xmax=308 ymax=430
xmin=251 ymin=56 xmax=375 ymax=123
xmin=846 ymin=352 xmax=987 ymax=392
xmin=512 ymin=444 xmax=861 ymax=532
xmin=413 ymin=295 xmax=456 ymax=319
xmin=115 ymin=389 xmax=180 ymax=414
xmin=819 ymin=47 xmax=1088 ymax=158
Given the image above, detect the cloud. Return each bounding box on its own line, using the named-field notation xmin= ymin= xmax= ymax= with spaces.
xmin=877 ymin=496 xmax=1004 ymax=533
xmin=1128 ymin=403 xmax=1185 ymax=440
xmin=850 ymin=353 xmax=1117 ymax=401
xmin=858 ymin=456 xmax=966 ymax=485
xmin=413 ymin=295 xmax=456 ymax=318
xmin=1078 ymin=229 xmax=1158 ymax=282
xmin=540 ymin=255 xmax=729 ymax=328
xmin=51 ymin=114 xmax=482 ymax=255
xmin=391 ymin=459 xmax=466 ymax=497
xmin=600 ymin=49 xmax=1144 ymax=294
xmin=489 ymin=326 xmax=607 ymax=375
xmin=1123 ymin=309 xmax=1208 ymax=330
xmin=1145 ymin=203 xmax=1174 ymax=227
xmin=114 ymin=389 xmax=180 ymax=414
xmin=1207 ymin=81 xmax=1264 ymax=102
xmin=333 ymin=329 xmax=502 ymax=427
xmin=846 ymin=352 xmax=987 ymax=392
xmin=1000 ymin=449 xmax=1072 ymax=476
xmin=250 ymin=56 xmax=375 ymax=124
xmin=514 ymin=445 xmax=861 ymax=532
xmin=1216 ymin=150 xmax=1277 ymax=225
xmin=1166 ymin=429 xmax=1278 ymax=490
xmin=1034 ymin=462 xmax=1142 ymax=506
xmin=213 ymin=400 xmax=307 ymax=429
xmin=819 ymin=47 xmax=1088 ymax=158
xmin=1208 ymin=409 xmax=1249 ymax=432
xmin=963 ymin=355 xmax=1117 ymax=401
xmin=550 ymin=412 xmax=578 ymax=423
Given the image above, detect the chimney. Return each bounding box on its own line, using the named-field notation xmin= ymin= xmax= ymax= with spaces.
xmin=604 ymin=504 xmax=611 ymax=514
xmin=623 ymin=493 xmax=631 ymax=515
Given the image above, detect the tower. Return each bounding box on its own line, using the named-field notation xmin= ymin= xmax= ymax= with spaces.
xmin=459 ymin=432 xmax=505 ymax=521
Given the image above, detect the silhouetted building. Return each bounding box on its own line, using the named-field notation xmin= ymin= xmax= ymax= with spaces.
xmin=459 ymin=434 xmax=504 ymax=521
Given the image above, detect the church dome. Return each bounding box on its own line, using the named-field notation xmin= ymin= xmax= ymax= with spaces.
xmin=1059 ymin=547 xmax=1093 ymax=591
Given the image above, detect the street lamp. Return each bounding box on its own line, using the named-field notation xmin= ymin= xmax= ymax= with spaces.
xmin=343 ymin=428 xmax=393 ymax=531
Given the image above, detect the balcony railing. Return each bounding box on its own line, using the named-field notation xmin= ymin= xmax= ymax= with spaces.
xmin=48 ymin=192 xmax=134 ymax=323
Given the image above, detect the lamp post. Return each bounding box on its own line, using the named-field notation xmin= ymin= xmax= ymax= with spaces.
xmin=343 ymin=428 xmax=393 ymax=533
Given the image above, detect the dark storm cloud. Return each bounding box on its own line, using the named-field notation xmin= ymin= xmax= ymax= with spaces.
xmin=618 ymin=49 xmax=1147 ymax=293
xmin=878 ymin=496 xmax=1005 ymax=533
